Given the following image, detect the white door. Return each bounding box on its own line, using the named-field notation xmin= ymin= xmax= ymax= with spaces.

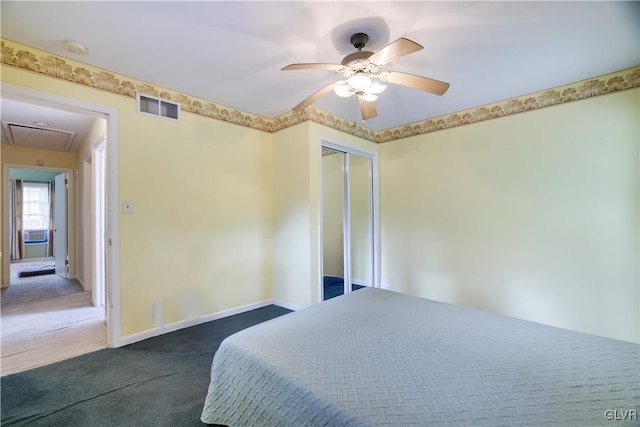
xmin=53 ymin=172 xmax=68 ymax=278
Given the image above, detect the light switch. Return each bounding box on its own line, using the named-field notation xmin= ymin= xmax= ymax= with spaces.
xmin=122 ymin=200 xmax=133 ymax=214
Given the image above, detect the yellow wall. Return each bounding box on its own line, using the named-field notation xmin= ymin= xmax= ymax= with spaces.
xmin=380 ymin=89 xmax=640 ymax=343
xmin=2 ymin=144 xmax=77 ymax=169
xmin=3 ymin=51 xmax=637 ymax=344
xmin=0 ymin=144 xmax=2 ymax=270
xmin=2 ymin=65 xmax=274 ymax=337
xmin=272 ymin=123 xmax=314 ymax=306
xmin=119 ymin=112 xmax=273 ymax=332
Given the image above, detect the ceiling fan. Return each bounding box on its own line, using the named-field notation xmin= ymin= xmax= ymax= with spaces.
xmin=282 ymin=33 xmax=450 ymax=122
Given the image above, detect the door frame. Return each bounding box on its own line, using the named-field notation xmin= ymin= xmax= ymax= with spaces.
xmin=4 ymin=165 xmax=72 ymax=278
xmin=90 ymin=140 xmax=107 ymax=309
xmin=53 ymin=171 xmax=69 ymax=278
xmin=318 ymin=138 xmax=380 ymax=302
xmin=1 ymin=83 xmax=121 ymax=348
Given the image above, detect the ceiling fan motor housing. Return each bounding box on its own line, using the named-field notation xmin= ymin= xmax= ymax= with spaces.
xmin=350 ymin=33 xmax=369 ymax=50
xmin=342 ymin=33 xmax=377 ymax=72
xmin=341 ymin=50 xmax=374 ymax=66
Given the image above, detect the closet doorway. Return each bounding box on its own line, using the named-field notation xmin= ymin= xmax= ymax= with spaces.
xmin=320 ymin=141 xmax=379 ymax=301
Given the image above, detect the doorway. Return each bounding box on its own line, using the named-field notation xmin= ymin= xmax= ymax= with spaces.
xmin=1 ymin=164 xmax=105 ymax=375
xmin=320 ymin=140 xmax=379 ymax=301
xmin=7 ymin=168 xmax=69 ymax=283
xmin=1 ymin=82 xmax=120 ymax=351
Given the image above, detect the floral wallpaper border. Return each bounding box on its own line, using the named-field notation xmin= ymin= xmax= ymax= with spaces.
xmin=2 ymin=39 xmax=638 ymax=144
xmin=376 ymin=67 xmax=640 ymax=143
xmin=1 ymin=39 xmax=274 ymax=133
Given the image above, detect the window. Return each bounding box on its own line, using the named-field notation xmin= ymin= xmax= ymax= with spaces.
xmin=23 ymin=182 xmax=50 ymax=230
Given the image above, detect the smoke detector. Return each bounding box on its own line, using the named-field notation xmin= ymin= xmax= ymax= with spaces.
xmin=63 ymin=41 xmax=88 ymax=55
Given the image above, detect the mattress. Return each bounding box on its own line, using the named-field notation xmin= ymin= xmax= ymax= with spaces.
xmin=201 ymin=287 xmax=639 ymax=426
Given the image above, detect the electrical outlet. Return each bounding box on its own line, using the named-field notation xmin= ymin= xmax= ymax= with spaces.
xmin=122 ymin=200 xmax=133 ymax=214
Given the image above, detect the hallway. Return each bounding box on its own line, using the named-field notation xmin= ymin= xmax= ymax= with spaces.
xmin=1 ymin=261 xmax=106 ymax=376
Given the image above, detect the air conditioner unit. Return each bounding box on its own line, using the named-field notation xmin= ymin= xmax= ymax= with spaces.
xmin=24 ymin=229 xmax=48 ymax=243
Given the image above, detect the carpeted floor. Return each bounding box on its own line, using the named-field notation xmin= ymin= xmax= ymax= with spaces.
xmin=0 ymin=305 xmax=291 ymax=426
xmin=323 ymin=276 xmax=365 ymax=300
xmin=1 ymin=275 xmax=84 ymax=309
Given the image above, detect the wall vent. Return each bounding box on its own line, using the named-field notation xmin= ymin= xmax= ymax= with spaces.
xmin=136 ymin=93 xmax=180 ymax=121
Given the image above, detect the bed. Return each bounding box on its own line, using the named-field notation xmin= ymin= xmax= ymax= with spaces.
xmin=201 ymin=287 xmax=639 ymax=426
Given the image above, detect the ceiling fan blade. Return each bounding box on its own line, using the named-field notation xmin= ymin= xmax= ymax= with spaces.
xmin=358 ymin=96 xmax=378 ymax=121
xmin=368 ymin=38 xmax=423 ymax=66
xmin=384 ymin=71 xmax=450 ymax=96
xmin=292 ymin=82 xmax=337 ymax=111
xmin=282 ymin=63 xmax=344 ymax=71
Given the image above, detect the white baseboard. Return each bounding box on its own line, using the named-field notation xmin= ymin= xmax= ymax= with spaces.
xmin=74 ymin=276 xmax=88 ymax=292
xmin=118 ymin=298 xmax=303 ymax=347
xmin=272 ymin=299 xmax=303 ymax=311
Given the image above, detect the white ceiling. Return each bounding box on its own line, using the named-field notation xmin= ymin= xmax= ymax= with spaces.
xmin=1 ymin=1 xmax=638 ymax=139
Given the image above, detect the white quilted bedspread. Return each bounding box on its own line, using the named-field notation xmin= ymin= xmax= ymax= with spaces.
xmin=201 ymin=287 xmax=639 ymax=426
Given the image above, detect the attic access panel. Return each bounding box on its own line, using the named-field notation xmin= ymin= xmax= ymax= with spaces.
xmin=1 ymin=122 xmax=76 ymax=151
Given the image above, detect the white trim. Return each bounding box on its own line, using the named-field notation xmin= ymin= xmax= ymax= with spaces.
xmin=343 ymin=152 xmax=352 ymax=295
xmin=272 ymin=299 xmax=303 ymax=311
xmin=1 ymin=83 xmax=121 ymax=349
xmin=105 ymin=106 xmax=120 ymax=348
xmin=371 ymin=150 xmax=381 ymax=290
xmin=75 ymin=276 xmax=87 ymax=291
xmin=118 ymin=299 xmax=300 ymax=346
xmin=320 ymin=137 xmax=378 ymax=158
xmin=316 ymin=142 xmax=326 ymax=303
xmin=91 ymin=140 xmax=106 ymax=310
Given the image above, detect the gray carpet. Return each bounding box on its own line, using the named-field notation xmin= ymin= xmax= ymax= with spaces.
xmin=1 ymin=276 xmax=84 ymax=308
xmin=0 ymin=305 xmax=291 ymax=426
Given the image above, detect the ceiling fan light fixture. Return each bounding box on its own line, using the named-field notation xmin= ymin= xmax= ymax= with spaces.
xmin=283 ymin=34 xmax=449 ymax=119
xmin=369 ymin=83 xmax=387 ymax=94
xmin=334 ymin=83 xmax=353 ymax=98
xmin=347 ymin=74 xmax=372 ymax=91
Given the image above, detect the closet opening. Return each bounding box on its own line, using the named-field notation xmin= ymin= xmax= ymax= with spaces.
xmin=320 ymin=141 xmax=379 ymax=301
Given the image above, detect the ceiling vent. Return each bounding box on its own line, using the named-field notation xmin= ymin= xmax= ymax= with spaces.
xmin=1 ymin=122 xmax=76 ymax=151
xmin=136 ymin=93 xmax=180 ymax=121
